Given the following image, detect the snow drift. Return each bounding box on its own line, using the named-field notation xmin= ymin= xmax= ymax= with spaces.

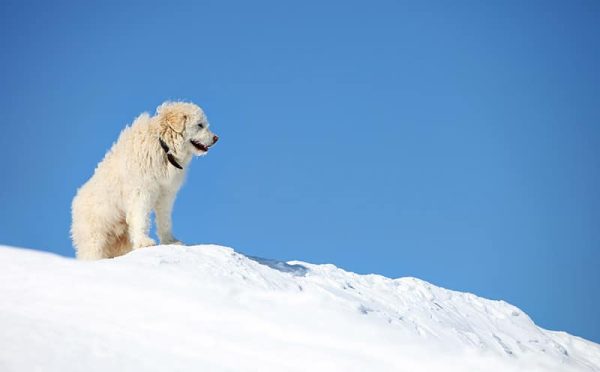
xmin=0 ymin=244 xmax=598 ymax=372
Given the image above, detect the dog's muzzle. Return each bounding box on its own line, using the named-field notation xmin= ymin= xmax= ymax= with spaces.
xmin=191 ymin=135 xmax=219 ymax=152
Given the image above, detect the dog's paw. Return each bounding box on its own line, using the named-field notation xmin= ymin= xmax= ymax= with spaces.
xmin=162 ymin=238 xmax=184 ymax=246
xmin=159 ymin=234 xmax=184 ymax=245
xmin=133 ymin=236 xmax=156 ymax=249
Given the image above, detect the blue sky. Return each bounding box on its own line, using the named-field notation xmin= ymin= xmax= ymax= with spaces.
xmin=1 ymin=0 xmax=599 ymax=342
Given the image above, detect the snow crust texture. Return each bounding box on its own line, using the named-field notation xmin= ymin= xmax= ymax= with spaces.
xmin=0 ymin=244 xmax=599 ymax=372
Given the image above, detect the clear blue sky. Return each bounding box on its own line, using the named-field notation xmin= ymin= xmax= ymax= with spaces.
xmin=1 ymin=0 xmax=599 ymax=342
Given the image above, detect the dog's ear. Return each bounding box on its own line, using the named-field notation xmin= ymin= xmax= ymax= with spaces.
xmin=164 ymin=112 xmax=186 ymax=133
xmin=157 ymin=102 xmax=187 ymax=134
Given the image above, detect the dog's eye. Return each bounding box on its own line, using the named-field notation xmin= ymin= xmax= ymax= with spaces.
xmin=198 ymin=123 xmax=204 ymax=129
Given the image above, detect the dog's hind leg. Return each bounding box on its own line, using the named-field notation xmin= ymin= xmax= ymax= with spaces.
xmin=75 ymin=233 xmax=111 ymax=261
xmin=107 ymin=231 xmax=132 ymax=258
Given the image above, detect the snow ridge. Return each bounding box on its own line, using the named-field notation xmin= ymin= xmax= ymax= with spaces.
xmin=0 ymin=244 xmax=598 ymax=372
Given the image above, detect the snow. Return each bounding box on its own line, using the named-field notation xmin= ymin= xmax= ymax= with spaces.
xmin=0 ymin=244 xmax=598 ymax=372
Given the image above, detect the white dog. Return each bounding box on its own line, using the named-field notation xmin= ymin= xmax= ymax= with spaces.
xmin=71 ymin=101 xmax=218 ymax=260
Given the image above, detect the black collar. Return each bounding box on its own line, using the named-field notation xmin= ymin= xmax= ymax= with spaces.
xmin=159 ymin=138 xmax=183 ymax=170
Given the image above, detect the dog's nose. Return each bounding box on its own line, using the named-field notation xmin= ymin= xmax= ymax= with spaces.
xmin=213 ymin=135 xmax=219 ymax=144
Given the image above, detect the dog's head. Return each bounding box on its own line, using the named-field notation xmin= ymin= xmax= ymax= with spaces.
xmin=156 ymin=101 xmax=218 ymax=156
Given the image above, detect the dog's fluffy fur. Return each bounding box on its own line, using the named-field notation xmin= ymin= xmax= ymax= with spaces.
xmin=71 ymin=101 xmax=218 ymax=260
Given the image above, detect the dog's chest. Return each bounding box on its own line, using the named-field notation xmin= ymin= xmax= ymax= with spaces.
xmin=159 ymin=169 xmax=185 ymax=191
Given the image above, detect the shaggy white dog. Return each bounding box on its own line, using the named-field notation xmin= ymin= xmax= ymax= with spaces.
xmin=71 ymin=101 xmax=218 ymax=260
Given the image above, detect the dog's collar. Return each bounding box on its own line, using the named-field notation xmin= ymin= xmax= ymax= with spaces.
xmin=159 ymin=138 xmax=183 ymax=170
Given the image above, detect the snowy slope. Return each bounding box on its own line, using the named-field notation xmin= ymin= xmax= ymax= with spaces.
xmin=0 ymin=244 xmax=598 ymax=372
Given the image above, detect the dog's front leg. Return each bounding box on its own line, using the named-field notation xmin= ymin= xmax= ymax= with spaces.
xmin=155 ymin=190 xmax=183 ymax=245
xmin=127 ymin=190 xmax=156 ymax=249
